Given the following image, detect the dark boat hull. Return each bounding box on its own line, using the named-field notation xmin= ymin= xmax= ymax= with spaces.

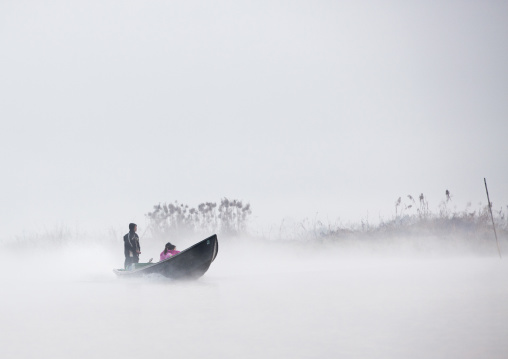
xmin=113 ymin=234 xmax=218 ymax=280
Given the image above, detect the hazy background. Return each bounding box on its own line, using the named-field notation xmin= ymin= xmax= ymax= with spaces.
xmin=1 ymin=0 xmax=507 ymax=239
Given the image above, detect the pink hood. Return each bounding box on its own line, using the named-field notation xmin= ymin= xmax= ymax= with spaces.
xmin=160 ymin=249 xmax=181 ymax=261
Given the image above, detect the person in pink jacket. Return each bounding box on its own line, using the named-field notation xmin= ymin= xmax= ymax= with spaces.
xmin=160 ymin=242 xmax=181 ymax=261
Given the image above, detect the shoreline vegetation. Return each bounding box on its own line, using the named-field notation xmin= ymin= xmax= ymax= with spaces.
xmin=3 ymin=193 xmax=508 ymax=253
xmin=131 ymin=193 xmax=508 ymax=245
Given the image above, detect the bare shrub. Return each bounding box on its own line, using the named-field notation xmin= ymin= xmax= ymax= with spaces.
xmin=146 ymin=198 xmax=252 ymax=240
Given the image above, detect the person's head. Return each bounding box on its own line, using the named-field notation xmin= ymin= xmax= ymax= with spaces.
xmin=129 ymin=223 xmax=137 ymax=232
xmin=165 ymin=242 xmax=176 ymax=251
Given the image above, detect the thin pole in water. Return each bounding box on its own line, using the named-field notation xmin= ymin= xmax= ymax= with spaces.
xmin=484 ymin=178 xmax=501 ymax=258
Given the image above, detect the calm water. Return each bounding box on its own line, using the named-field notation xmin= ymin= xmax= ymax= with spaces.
xmin=2 ymin=240 xmax=507 ymax=359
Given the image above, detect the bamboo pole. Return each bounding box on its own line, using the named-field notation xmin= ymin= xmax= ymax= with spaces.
xmin=484 ymin=178 xmax=501 ymax=258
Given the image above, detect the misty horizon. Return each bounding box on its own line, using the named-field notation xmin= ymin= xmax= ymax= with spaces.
xmin=1 ymin=1 xmax=507 ymax=239
xmin=1 ymin=3 xmax=507 ymax=357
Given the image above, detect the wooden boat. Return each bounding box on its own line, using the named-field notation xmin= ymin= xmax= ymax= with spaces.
xmin=113 ymin=234 xmax=218 ymax=280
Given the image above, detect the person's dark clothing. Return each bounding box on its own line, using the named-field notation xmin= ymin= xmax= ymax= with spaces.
xmin=124 ymin=231 xmax=141 ymax=269
xmin=124 ymin=255 xmax=139 ymax=269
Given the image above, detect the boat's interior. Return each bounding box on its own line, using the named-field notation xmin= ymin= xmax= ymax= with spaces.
xmin=117 ymin=262 xmax=154 ymax=271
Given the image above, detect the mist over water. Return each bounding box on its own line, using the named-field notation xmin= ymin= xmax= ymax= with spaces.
xmin=2 ymin=237 xmax=507 ymax=359
xmin=1 ymin=1 xmax=508 ymax=355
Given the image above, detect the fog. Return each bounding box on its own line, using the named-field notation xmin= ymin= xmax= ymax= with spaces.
xmin=2 ymin=237 xmax=508 ymax=359
xmin=1 ymin=1 xmax=508 ymax=237
xmin=1 ymin=1 xmax=508 ymax=357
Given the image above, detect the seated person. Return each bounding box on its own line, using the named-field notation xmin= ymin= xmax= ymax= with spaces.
xmin=160 ymin=242 xmax=181 ymax=261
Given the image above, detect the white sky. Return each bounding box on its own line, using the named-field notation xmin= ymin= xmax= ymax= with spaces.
xmin=1 ymin=0 xmax=507 ymax=238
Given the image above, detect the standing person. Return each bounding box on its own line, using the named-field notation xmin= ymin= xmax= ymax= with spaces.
xmin=160 ymin=242 xmax=180 ymax=261
xmin=124 ymin=223 xmax=141 ymax=269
